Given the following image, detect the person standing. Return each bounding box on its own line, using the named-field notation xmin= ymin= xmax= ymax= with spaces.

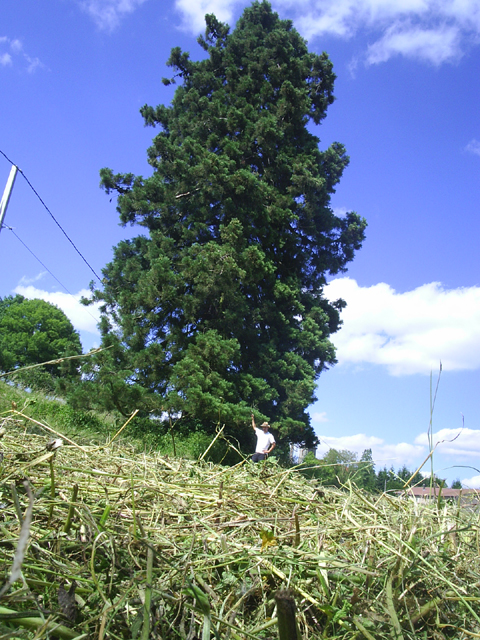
xmin=251 ymin=413 xmax=276 ymax=462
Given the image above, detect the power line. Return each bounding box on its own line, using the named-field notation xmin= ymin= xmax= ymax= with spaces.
xmin=7 ymin=226 xmax=77 ymax=295
xmin=4 ymin=225 xmax=101 ymax=327
xmin=0 ymin=149 xmax=102 ymax=282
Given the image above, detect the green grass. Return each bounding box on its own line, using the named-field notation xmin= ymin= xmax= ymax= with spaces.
xmin=0 ymin=380 xmax=239 ymax=463
xmin=0 ymin=380 xmax=113 ymax=442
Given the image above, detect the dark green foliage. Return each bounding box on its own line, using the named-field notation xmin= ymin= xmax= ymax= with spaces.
xmin=0 ymin=293 xmax=25 ymax=317
xmin=375 ymin=464 xmax=429 ymax=492
xmin=0 ymin=295 xmax=82 ymax=392
xmin=375 ymin=465 xmax=448 ymax=493
xmin=354 ymin=448 xmax=376 ymax=491
xmin=126 ymin=416 xmax=243 ymax=464
xmin=82 ymin=1 xmax=366 ymax=451
xmin=299 ymin=448 xmax=359 ymax=486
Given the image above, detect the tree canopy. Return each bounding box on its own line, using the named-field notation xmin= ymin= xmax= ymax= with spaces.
xmin=0 ymin=295 xmax=82 ymax=390
xmin=83 ymin=1 xmax=366 ymax=449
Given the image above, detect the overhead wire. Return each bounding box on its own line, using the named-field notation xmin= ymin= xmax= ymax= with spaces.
xmin=0 ymin=148 xmax=102 ymax=282
xmin=6 ymin=225 xmax=77 ymax=295
xmin=3 ymin=225 xmax=101 ymax=328
xmin=0 ymin=149 xmax=101 ymax=328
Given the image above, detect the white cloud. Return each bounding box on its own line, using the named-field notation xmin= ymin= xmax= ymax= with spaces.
xmin=325 ymin=278 xmax=480 ymax=375
xmin=172 ymin=0 xmax=480 ymax=65
xmin=311 ymin=411 xmax=329 ymax=423
xmin=465 ymin=139 xmax=480 ymax=156
xmin=10 ymin=39 xmax=23 ymax=54
xmin=332 ymin=206 xmax=350 ymax=217
xmin=175 ymin=0 xmax=238 ymax=34
xmin=0 ymin=37 xmax=44 ymax=72
xmin=415 ymin=427 xmax=480 ymax=458
xmin=316 ymin=433 xmax=425 ymax=467
xmin=366 ymin=22 xmax=462 ymax=65
xmin=14 ymin=285 xmax=101 ymax=337
xmin=461 ymin=474 xmax=480 ymax=489
xmin=291 ymin=0 xmax=432 ymax=40
xmin=18 ymin=272 xmax=48 ymax=285
xmin=25 ymin=56 xmax=43 ymax=74
xmin=79 ymin=0 xmax=149 ymax=31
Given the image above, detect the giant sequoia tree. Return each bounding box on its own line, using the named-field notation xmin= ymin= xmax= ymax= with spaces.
xmin=86 ymin=1 xmax=366 ymax=448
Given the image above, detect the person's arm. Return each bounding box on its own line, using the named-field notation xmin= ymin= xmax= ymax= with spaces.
xmin=251 ymin=413 xmax=256 ymax=432
xmin=266 ymin=439 xmax=276 ymax=454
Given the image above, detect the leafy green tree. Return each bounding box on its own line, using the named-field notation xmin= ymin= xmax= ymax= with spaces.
xmin=83 ymin=1 xmax=366 ymax=449
xmin=354 ymin=448 xmax=376 ymax=492
xmin=298 ymin=451 xmax=325 ymax=481
xmin=0 ymin=294 xmax=24 ymax=318
xmin=300 ymin=448 xmax=358 ymax=486
xmin=451 ymin=479 xmax=462 ymax=489
xmin=0 ymin=295 xmax=82 ymax=390
xmin=324 ymin=448 xmax=359 ymax=486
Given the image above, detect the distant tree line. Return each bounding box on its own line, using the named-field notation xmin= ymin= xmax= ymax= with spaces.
xmin=298 ymin=448 xmax=456 ymax=492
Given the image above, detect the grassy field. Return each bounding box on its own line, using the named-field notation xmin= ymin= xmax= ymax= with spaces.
xmin=1 ymin=382 xmax=480 ymax=639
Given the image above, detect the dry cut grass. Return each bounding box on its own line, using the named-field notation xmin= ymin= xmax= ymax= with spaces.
xmin=0 ymin=409 xmax=480 ymax=639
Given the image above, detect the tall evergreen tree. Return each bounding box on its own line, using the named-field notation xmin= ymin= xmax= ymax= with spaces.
xmin=84 ymin=1 xmax=366 ymax=448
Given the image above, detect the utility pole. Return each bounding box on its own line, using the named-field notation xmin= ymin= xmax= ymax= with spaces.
xmin=0 ymin=164 xmax=18 ymax=236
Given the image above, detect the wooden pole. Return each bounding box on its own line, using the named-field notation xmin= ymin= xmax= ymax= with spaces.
xmin=0 ymin=164 xmax=18 ymax=236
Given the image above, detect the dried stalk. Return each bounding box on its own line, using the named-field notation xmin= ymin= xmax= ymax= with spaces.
xmin=0 ymin=415 xmax=478 ymax=639
xmin=275 ymin=590 xmax=301 ymax=640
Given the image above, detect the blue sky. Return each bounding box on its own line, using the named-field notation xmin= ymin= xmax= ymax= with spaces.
xmin=1 ymin=0 xmax=479 ymax=487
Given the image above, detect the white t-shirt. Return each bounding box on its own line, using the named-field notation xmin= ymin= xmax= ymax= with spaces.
xmin=255 ymin=428 xmax=275 ymax=454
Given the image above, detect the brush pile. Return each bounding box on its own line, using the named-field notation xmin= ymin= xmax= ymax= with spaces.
xmin=0 ymin=411 xmax=479 ymax=639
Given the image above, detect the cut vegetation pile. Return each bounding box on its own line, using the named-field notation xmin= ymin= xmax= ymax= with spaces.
xmin=1 ymin=408 xmax=480 ymax=639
